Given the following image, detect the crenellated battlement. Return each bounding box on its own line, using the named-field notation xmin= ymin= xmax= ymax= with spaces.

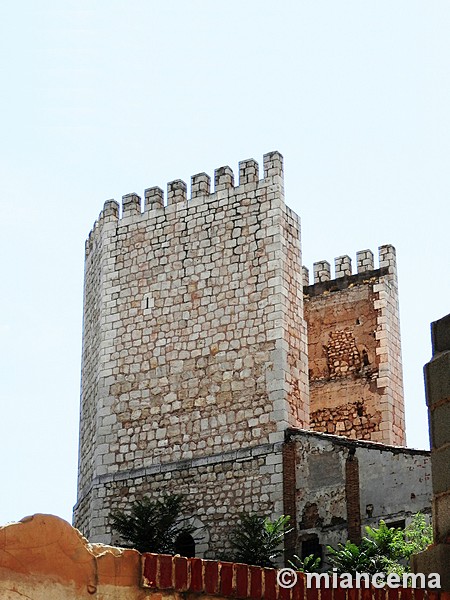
xmin=304 ymin=241 xmax=405 ymax=446
xmin=302 ymin=245 xmax=397 ymax=287
xmin=76 ymin=148 xmax=408 ymax=550
xmin=84 ymin=151 xmax=284 ymax=257
xmin=77 ymin=148 xmax=311 ymax=545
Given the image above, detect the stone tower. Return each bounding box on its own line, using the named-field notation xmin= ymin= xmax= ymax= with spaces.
xmin=74 ymin=152 xmax=310 ymax=551
xmin=74 ymin=151 xmax=407 ymax=556
xmin=303 ymin=247 xmax=405 ymax=445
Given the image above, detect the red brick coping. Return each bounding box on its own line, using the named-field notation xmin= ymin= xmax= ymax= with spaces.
xmin=142 ymin=554 xmax=449 ymax=600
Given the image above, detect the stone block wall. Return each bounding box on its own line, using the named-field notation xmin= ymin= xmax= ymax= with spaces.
xmin=412 ymin=313 xmax=450 ymax=591
xmin=78 ymin=443 xmax=284 ymax=559
xmin=303 ymin=246 xmax=406 ymax=445
xmin=75 ymin=149 xmax=411 ymax=552
xmin=74 ymin=152 xmax=309 ymax=543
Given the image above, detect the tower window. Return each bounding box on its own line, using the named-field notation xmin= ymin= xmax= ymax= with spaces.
xmin=362 ymin=349 xmax=370 ymax=366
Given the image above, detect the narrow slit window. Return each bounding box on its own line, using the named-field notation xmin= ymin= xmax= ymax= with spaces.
xmin=143 ymin=294 xmax=154 ymax=313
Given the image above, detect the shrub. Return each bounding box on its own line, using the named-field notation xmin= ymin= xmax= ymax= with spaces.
xmin=228 ymin=514 xmax=292 ymax=568
xmin=110 ymin=494 xmax=194 ymax=554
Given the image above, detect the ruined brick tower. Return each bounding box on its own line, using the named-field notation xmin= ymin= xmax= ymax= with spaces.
xmin=74 ymin=151 xmax=407 ymax=554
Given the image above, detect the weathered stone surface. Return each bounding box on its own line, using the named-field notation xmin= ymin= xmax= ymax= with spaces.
xmin=412 ymin=313 xmax=450 ymax=590
xmin=430 ymin=401 xmax=450 ymax=448
xmin=425 ymin=351 xmax=450 ymax=409
xmin=75 ymin=152 xmax=309 ymax=551
xmin=431 ymin=312 xmax=450 ymax=354
xmin=290 ymin=429 xmax=431 ymax=564
xmin=76 ymin=151 xmax=414 ymax=560
xmin=304 ymin=246 xmax=405 ymax=446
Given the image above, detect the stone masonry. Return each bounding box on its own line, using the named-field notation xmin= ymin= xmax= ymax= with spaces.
xmin=74 ymin=151 xmax=417 ymax=559
xmin=284 ymin=429 xmax=430 ymax=567
xmin=303 ymin=247 xmax=406 ymax=445
xmin=412 ymin=313 xmax=450 ymax=590
xmin=74 ymin=152 xmax=309 ymax=552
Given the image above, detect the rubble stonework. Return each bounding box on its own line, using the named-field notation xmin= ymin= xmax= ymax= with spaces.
xmin=303 ymin=248 xmax=406 ymax=445
xmin=74 ymin=151 xmax=425 ymax=558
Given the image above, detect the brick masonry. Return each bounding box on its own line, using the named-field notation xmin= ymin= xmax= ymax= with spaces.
xmin=1 ymin=514 xmax=448 ymax=600
xmin=345 ymin=451 xmax=362 ymax=544
xmin=287 ymin=429 xmax=431 ymax=560
xmin=282 ymin=440 xmax=297 ymax=563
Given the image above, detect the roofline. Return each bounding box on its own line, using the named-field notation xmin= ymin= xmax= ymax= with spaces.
xmin=285 ymin=427 xmax=430 ymax=456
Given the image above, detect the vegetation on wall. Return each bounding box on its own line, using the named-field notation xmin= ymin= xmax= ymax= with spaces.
xmin=110 ymin=496 xmax=431 ymax=579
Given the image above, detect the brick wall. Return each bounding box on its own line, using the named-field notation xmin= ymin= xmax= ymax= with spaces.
xmin=1 ymin=515 xmax=447 ymax=600
xmin=142 ymin=553 xmax=447 ymax=599
xmin=345 ymin=451 xmax=362 ymax=544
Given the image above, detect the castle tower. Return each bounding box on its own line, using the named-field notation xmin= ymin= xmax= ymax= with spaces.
xmin=74 ymin=152 xmax=310 ymax=551
xmin=74 ymin=151 xmax=408 ymax=557
xmin=303 ymin=247 xmax=406 ymax=445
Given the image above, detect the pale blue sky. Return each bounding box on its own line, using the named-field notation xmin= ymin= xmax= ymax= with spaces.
xmin=1 ymin=1 xmax=449 ymax=526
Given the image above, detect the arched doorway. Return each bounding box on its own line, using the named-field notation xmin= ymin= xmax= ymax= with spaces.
xmin=175 ymin=532 xmax=196 ymax=558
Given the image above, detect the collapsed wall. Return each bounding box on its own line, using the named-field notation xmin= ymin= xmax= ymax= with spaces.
xmin=283 ymin=429 xmax=430 ymax=565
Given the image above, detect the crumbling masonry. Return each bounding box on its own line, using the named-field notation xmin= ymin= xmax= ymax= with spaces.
xmin=74 ymin=151 xmax=430 ymax=559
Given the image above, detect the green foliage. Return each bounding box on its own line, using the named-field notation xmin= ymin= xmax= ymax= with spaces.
xmin=396 ymin=513 xmax=433 ymax=559
xmin=327 ymin=539 xmax=382 ymax=575
xmin=110 ymin=494 xmax=194 ymax=554
xmin=289 ymin=553 xmax=322 ymax=573
xmin=327 ymin=513 xmax=433 ymax=576
xmin=229 ymin=514 xmax=292 ymax=568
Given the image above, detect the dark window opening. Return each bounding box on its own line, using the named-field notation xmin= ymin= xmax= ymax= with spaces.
xmin=301 ymin=535 xmax=322 ymax=562
xmin=362 ymin=349 xmax=370 ymax=366
xmin=386 ymin=519 xmax=405 ymax=530
xmin=175 ymin=532 xmax=196 ymax=558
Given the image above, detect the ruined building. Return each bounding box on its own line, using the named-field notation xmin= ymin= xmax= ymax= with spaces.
xmin=73 ymin=152 xmax=431 ymax=560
